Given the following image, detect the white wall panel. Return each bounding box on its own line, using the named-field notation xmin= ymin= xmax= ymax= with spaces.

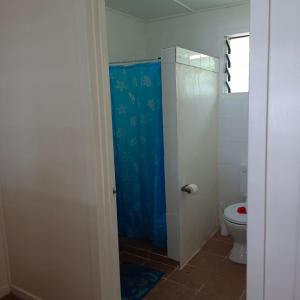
xmin=218 ymin=93 xmax=249 ymax=234
xmin=163 ymin=48 xmax=219 ymax=266
xmin=0 ymin=1 xmax=120 ymax=299
xmin=106 ymin=8 xmax=147 ymax=62
xmin=265 ymin=0 xmax=300 ymax=298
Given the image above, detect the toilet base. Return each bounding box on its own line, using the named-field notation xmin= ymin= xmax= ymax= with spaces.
xmin=224 ymin=218 xmax=247 ymax=265
xmin=229 ymin=242 xmax=247 ymax=264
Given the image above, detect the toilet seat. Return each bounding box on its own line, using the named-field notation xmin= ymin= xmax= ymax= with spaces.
xmin=224 ymin=203 xmax=247 ymax=225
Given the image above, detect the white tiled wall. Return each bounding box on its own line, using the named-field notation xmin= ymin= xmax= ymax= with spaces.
xmin=218 ymin=93 xmax=249 ymax=234
xmin=162 ymin=48 xmax=219 ymax=266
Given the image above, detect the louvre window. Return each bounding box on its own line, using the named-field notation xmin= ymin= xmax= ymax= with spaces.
xmin=225 ymin=34 xmax=250 ymax=93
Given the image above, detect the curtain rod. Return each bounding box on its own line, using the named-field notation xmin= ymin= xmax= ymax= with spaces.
xmin=110 ymin=57 xmax=161 ymax=66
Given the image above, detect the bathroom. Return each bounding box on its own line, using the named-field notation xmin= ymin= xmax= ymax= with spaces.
xmin=105 ymin=0 xmax=249 ymax=299
xmin=1 ymin=0 xmax=300 ymax=299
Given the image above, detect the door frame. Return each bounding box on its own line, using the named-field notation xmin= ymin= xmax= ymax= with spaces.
xmin=247 ymin=0 xmax=269 ymax=299
xmin=96 ymin=0 xmax=273 ymax=299
xmin=87 ymin=0 xmax=121 ymax=299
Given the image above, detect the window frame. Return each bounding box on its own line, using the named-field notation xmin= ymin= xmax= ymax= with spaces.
xmin=224 ymin=33 xmax=250 ymax=94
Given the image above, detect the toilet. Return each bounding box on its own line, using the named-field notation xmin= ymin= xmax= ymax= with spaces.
xmin=223 ymin=165 xmax=247 ymax=264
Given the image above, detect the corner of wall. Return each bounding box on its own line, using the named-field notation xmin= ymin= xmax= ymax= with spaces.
xmin=10 ymin=286 xmax=42 ymax=300
xmin=0 ymin=187 xmax=10 ymax=298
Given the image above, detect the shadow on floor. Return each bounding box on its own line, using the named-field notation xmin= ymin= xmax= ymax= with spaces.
xmin=1 ymin=295 xmax=21 ymax=300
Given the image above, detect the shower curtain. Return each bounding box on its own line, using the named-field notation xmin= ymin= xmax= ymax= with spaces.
xmin=109 ymin=62 xmax=167 ymax=248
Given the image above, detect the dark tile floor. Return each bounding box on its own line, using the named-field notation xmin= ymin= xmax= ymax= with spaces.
xmin=1 ymin=295 xmax=21 ymax=300
xmin=120 ymin=232 xmax=246 ymax=300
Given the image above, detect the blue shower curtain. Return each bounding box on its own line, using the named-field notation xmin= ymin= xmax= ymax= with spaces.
xmin=109 ymin=62 xmax=167 ymax=248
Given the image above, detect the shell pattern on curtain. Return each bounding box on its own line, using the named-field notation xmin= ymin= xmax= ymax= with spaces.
xmin=109 ymin=62 xmax=167 ymax=248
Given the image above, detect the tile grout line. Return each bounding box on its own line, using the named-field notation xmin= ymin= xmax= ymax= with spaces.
xmin=121 ymin=250 xmax=179 ymax=267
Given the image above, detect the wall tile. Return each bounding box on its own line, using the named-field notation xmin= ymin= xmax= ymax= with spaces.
xmin=218 ymin=141 xmax=248 ymax=165
xmin=219 ymin=116 xmax=249 ymax=142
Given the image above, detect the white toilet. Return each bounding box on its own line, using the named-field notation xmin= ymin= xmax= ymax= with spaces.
xmin=223 ymin=165 xmax=247 ymax=264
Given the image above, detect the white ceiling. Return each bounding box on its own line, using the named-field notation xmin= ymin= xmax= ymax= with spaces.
xmin=105 ymin=0 xmax=248 ymax=20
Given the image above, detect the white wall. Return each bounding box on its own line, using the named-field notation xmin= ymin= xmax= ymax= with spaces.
xmin=144 ymin=4 xmax=250 ymax=59
xmin=0 ymin=1 xmax=120 ymax=299
xmin=106 ymin=8 xmax=147 ymax=62
xmin=264 ymin=0 xmax=300 ymax=298
xmin=218 ymin=93 xmax=249 ymax=233
xmin=145 ymin=4 xmax=250 ymax=230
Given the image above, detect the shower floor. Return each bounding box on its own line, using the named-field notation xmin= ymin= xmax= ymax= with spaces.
xmin=119 ymin=237 xmax=178 ymax=268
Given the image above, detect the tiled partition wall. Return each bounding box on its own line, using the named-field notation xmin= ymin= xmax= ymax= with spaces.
xmin=162 ymin=48 xmax=219 ymax=266
xmin=218 ymin=93 xmax=249 ymax=234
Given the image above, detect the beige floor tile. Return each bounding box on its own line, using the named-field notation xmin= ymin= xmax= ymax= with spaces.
xmin=201 ymin=259 xmax=246 ymax=300
xmin=212 ymin=231 xmax=234 ymax=245
xmin=188 ymin=251 xmax=225 ymax=268
xmin=168 ymin=265 xmax=208 ymax=290
xmin=201 ymin=239 xmax=233 ymax=257
xmin=193 ymin=291 xmax=242 ymax=300
xmin=168 ymin=253 xmax=227 ymax=291
xmin=145 ymin=279 xmax=196 ymax=300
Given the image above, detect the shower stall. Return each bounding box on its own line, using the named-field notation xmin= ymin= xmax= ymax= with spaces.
xmin=109 ymin=61 xmax=167 ymax=249
xmin=109 ymin=47 xmax=220 ymax=265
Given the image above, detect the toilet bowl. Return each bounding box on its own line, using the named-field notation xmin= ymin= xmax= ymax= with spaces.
xmin=224 ymin=203 xmax=247 ymax=264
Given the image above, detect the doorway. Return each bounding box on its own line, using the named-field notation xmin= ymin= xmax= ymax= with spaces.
xmin=104 ymin=1 xmax=250 ymax=299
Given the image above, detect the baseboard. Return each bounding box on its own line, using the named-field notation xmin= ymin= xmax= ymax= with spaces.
xmin=10 ymin=285 xmax=42 ymax=300
xmin=0 ymin=286 xmax=10 ymax=298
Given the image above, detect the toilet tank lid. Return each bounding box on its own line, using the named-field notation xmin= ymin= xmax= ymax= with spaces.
xmin=224 ymin=203 xmax=247 ymax=225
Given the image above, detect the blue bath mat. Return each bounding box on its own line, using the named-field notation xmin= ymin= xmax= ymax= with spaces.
xmin=120 ymin=263 xmax=165 ymax=300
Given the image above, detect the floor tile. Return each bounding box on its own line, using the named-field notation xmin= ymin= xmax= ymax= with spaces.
xmin=119 ymin=235 xmax=246 ymax=300
xmin=1 ymin=295 xmax=21 ymax=300
xmin=149 ymin=252 xmax=178 ymax=266
xmin=193 ymin=291 xmax=239 ymax=300
xmin=118 ymin=237 xmax=175 ymax=265
xmin=119 ymin=237 xmax=153 ymax=250
xmin=151 ymin=245 xmax=168 ymax=256
xmin=212 ymin=231 xmax=234 ymax=245
xmin=145 ymin=279 xmax=196 ymax=300
xmin=201 ymin=239 xmax=233 ymax=257
xmin=121 ymin=245 xmax=150 ymax=259
xmin=144 ymin=260 xmax=177 ymax=277
xmin=200 ymin=259 xmax=246 ymax=300
xmin=119 ymin=252 xmax=148 ymax=265
xmin=188 ymin=251 xmax=225 ymax=268
xmin=168 ymin=264 xmax=209 ymax=290
xmin=239 ymin=290 xmax=246 ymax=300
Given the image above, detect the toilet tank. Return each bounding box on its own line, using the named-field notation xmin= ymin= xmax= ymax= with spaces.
xmin=240 ymin=164 xmax=248 ymax=199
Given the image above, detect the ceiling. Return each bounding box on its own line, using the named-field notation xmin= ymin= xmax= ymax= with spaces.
xmin=105 ymin=0 xmax=248 ymax=21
